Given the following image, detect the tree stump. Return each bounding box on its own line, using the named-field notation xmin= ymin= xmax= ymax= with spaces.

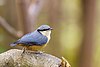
xmin=0 ymin=49 xmax=70 ymax=67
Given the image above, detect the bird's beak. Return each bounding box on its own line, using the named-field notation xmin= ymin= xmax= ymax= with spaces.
xmin=50 ymin=28 xmax=53 ymax=30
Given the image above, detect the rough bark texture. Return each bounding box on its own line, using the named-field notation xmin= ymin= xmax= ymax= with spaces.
xmin=0 ymin=49 xmax=70 ymax=67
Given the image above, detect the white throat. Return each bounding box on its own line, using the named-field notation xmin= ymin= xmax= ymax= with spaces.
xmin=40 ymin=30 xmax=51 ymax=43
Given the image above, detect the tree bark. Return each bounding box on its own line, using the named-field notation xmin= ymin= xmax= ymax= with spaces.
xmin=0 ymin=49 xmax=70 ymax=67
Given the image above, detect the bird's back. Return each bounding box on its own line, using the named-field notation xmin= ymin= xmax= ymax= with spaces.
xmin=10 ymin=30 xmax=48 ymax=46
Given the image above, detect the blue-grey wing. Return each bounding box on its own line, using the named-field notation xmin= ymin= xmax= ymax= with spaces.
xmin=11 ymin=31 xmax=48 ymax=46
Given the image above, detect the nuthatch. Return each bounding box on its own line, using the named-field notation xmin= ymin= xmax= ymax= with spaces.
xmin=10 ymin=25 xmax=53 ymax=51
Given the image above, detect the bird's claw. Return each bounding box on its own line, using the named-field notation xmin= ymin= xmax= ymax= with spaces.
xmin=32 ymin=50 xmax=44 ymax=54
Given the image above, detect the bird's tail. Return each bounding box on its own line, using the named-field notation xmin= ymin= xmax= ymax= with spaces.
xmin=10 ymin=42 xmax=17 ymax=47
xmin=10 ymin=43 xmax=17 ymax=47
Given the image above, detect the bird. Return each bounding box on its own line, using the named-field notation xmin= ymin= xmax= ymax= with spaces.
xmin=10 ymin=25 xmax=53 ymax=51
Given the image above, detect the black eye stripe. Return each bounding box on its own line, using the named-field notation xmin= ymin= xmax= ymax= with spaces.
xmin=37 ymin=28 xmax=51 ymax=31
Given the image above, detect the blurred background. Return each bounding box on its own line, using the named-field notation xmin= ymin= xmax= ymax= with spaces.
xmin=0 ymin=0 xmax=100 ymax=67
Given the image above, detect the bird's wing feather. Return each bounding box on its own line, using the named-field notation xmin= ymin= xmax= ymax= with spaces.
xmin=10 ymin=31 xmax=48 ymax=46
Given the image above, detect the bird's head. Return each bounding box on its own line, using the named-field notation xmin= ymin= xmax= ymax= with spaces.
xmin=37 ymin=25 xmax=53 ymax=37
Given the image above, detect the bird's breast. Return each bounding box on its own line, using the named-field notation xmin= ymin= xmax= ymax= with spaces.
xmin=46 ymin=35 xmax=50 ymax=44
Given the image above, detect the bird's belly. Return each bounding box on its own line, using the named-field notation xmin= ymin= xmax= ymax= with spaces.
xmin=17 ymin=44 xmax=47 ymax=51
xmin=26 ymin=44 xmax=47 ymax=51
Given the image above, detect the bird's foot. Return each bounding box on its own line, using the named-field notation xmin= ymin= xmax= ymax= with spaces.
xmin=21 ymin=47 xmax=26 ymax=56
xmin=33 ymin=50 xmax=44 ymax=54
xmin=21 ymin=47 xmax=45 ymax=55
xmin=26 ymin=50 xmax=44 ymax=54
